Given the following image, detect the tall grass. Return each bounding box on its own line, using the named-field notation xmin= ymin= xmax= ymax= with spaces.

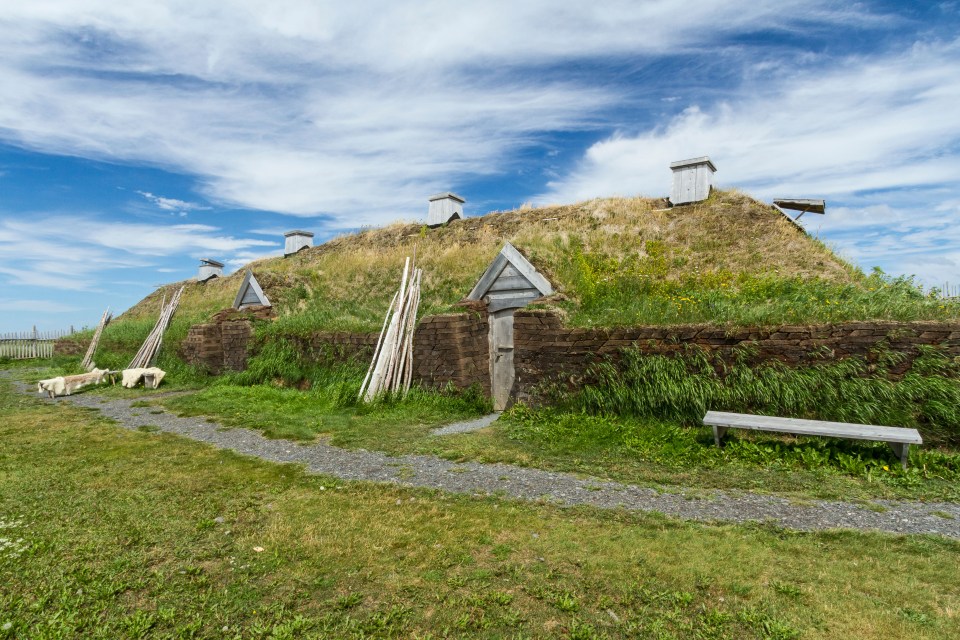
xmin=85 ymin=315 xmax=210 ymax=386
xmin=558 ymin=345 xmax=960 ymax=446
xmin=225 ymin=338 xmax=366 ymax=393
xmin=219 ymin=332 xmax=491 ymax=419
xmin=558 ymin=241 xmax=960 ymax=326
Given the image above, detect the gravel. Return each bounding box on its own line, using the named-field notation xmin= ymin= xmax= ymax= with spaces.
xmin=430 ymin=412 xmax=501 ymax=436
xmin=12 ymin=377 xmax=960 ymax=538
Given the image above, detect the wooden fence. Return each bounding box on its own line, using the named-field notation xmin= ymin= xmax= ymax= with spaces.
xmin=0 ymin=328 xmax=75 ymax=360
xmin=940 ymin=282 xmax=959 ymax=300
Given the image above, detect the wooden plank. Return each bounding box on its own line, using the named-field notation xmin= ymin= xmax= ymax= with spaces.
xmin=488 ymin=275 xmax=535 ymax=292
xmin=489 ymin=309 xmax=515 ymax=411
xmin=487 ymin=298 xmax=535 ymax=313
xmin=485 ymin=291 xmax=539 ymax=313
xmin=888 ymin=442 xmax=910 ymax=470
xmin=467 ymin=253 xmax=508 ymax=301
xmin=773 ymin=199 xmax=825 ymax=214
xmin=499 ymin=242 xmax=553 ymax=296
xmin=500 ymin=264 xmax=523 ymax=279
xmin=713 ymin=425 xmax=727 ymax=447
xmin=703 ymin=411 xmax=922 ymax=444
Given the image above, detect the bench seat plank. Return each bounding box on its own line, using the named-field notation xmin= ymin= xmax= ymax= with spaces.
xmin=703 ymin=411 xmax=922 ymax=469
xmin=703 ymin=411 xmax=922 ymax=444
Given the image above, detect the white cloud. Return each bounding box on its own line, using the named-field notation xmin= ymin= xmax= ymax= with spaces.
xmin=224 ymin=248 xmax=284 ymax=271
xmin=1 ymin=0 xmax=956 ymax=311
xmin=0 ymin=299 xmax=79 ymax=313
xmin=0 ymin=214 xmax=275 ymax=290
xmin=540 ymin=39 xmax=960 ymax=203
xmin=0 ymin=0 xmax=868 ymax=225
xmin=136 ymin=191 xmax=211 ymax=214
xmin=534 ymin=38 xmax=960 ymax=284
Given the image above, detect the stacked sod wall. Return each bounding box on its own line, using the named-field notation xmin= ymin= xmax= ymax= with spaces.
xmin=173 ymin=308 xmax=960 ymax=400
xmin=511 ymin=310 xmax=960 ymax=400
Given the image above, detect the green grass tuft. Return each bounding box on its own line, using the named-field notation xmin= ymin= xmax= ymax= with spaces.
xmin=562 ymin=345 xmax=960 ymax=446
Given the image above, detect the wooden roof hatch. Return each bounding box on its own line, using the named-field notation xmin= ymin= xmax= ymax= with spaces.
xmin=467 ymin=242 xmax=553 ymax=312
xmin=669 ymin=156 xmax=716 ymax=205
xmin=427 ymin=192 xmax=464 ymax=227
xmin=197 ymin=258 xmax=224 ymax=282
xmin=233 ymin=270 xmax=271 ymax=309
xmin=772 ymin=198 xmax=826 ymax=232
xmin=284 ymin=230 xmax=314 ymax=256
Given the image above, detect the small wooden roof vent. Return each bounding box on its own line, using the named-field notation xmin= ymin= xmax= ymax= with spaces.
xmin=427 ymin=192 xmax=464 ymax=227
xmin=233 ymin=270 xmax=271 ymax=309
xmin=669 ymin=156 xmax=716 ymax=205
xmin=467 ymin=242 xmax=553 ymax=312
xmin=197 ymin=258 xmax=224 ymax=282
xmin=284 ymin=230 xmax=314 ymax=256
xmin=772 ymin=199 xmax=826 ymax=232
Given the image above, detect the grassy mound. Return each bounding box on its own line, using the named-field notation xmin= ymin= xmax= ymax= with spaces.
xmin=86 ymin=189 xmax=957 ymax=375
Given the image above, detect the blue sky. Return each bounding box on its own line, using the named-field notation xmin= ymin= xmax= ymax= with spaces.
xmin=1 ymin=1 xmax=958 ymax=332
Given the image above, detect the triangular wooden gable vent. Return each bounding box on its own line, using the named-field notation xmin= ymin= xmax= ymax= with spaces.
xmin=467 ymin=242 xmax=553 ymax=312
xmin=233 ymin=270 xmax=271 ymax=309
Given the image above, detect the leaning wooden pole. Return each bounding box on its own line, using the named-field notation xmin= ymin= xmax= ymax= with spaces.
xmin=81 ymin=308 xmax=112 ymax=371
xmin=358 ymin=290 xmax=400 ymax=400
xmin=366 ymin=258 xmax=410 ymax=401
xmin=128 ymin=286 xmax=183 ymax=370
xmin=360 ymin=257 xmax=422 ymax=402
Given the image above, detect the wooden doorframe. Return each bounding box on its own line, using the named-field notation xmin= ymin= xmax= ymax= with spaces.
xmin=488 ymin=308 xmax=515 ymax=411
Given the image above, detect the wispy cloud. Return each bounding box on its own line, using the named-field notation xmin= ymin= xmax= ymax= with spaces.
xmin=136 ymin=191 xmax=211 ymax=215
xmin=0 ymin=0 xmax=874 ymax=224
xmin=0 ymin=1 xmax=957 ymax=331
xmin=0 ymin=298 xmax=79 ymax=313
xmin=537 ymin=37 xmax=960 ymax=283
xmin=224 ymin=248 xmax=284 ymax=271
xmin=0 ymin=214 xmax=274 ymax=290
xmin=540 ymin=39 xmax=960 ymax=203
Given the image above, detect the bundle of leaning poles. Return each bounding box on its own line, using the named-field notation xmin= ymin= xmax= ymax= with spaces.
xmin=80 ymin=307 xmax=112 ymax=371
xmin=359 ymin=257 xmax=422 ymax=401
xmin=128 ymin=285 xmax=184 ymax=370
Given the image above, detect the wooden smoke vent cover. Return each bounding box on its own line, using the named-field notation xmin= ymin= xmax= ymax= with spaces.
xmin=233 ymin=270 xmax=271 ymax=309
xmin=467 ymin=242 xmax=553 ymax=312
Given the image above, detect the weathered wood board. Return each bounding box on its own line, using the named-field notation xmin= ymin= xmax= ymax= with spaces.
xmin=489 ymin=309 xmax=515 ymax=411
xmin=704 ymin=410 xmax=922 ymax=469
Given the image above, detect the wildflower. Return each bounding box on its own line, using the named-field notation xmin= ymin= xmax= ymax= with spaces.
xmin=882 ymin=465 xmax=889 ymax=471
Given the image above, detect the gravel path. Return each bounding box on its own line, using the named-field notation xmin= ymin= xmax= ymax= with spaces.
xmin=12 ymin=377 xmax=960 ymax=538
xmin=431 ymin=412 xmax=501 ymax=436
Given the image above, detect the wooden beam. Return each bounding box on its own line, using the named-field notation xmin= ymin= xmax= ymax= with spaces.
xmin=488 ymin=275 xmax=535 ymax=292
xmin=500 ymin=242 xmax=553 ymax=296
xmin=467 ymin=253 xmax=508 ymax=300
xmin=773 ymin=198 xmax=825 ymax=214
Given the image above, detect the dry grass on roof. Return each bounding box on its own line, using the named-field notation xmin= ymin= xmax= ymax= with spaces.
xmin=117 ymin=190 xmax=860 ymax=330
xmin=273 ymin=189 xmax=853 ymax=284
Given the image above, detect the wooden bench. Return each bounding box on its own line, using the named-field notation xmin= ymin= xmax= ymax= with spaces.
xmin=703 ymin=411 xmax=923 ymax=469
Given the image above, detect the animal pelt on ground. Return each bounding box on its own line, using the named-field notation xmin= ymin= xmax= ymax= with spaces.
xmin=121 ymin=367 xmax=166 ymax=389
xmin=37 ymin=368 xmax=109 ymax=398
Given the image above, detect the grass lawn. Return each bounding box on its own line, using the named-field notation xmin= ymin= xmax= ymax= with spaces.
xmin=2 ymin=375 xmax=959 ymax=639
xmin=155 ymin=382 xmax=960 ymax=504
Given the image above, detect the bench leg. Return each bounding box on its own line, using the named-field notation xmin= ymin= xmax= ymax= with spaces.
xmin=888 ymin=443 xmax=909 ymax=470
xmin=713 ymin=426 xmax=728 ymax=447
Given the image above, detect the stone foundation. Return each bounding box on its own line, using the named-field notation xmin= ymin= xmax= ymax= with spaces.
xmin=512 ymin=310 xmax=960 ymax=399
xmin=411 ymin=311 xmax=490 ymax=393
xmin=180 ymin=305 xmax=960 ymax=401
xmin=179 ymin=306 xmax=274 ymax=374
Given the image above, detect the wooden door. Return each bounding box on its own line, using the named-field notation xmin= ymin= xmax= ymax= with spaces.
xmin=489 ymin=309 xmax=515 ymax=411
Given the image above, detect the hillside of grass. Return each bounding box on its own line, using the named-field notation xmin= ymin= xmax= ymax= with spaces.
xmin=87 ymin=190 xmax=956 ymax=372
xmin=119 ymin=190 xmax=958 ymax=332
